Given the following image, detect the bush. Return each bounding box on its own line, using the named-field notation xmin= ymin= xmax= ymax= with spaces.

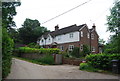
xmin=36 ymin=54 xmax=54 ymax=65
xmin=16 ymin=47 xmax=60 ymax=55
xmin=2 ymin=28 xmax=14 ymax=78
xmin=79 ymin=63 xmax=98 ymax=72
xmin=70 ymin=47 xmax=80 ymax=58
xmin=27 ymin=43 xmax=40 ymax=48
xmin=80 ymin=45 xmax=90 ymax=57
xmin=85 ymin=53 xmax=120 ymax=70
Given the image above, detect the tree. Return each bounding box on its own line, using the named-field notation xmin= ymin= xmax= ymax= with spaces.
xmin=2 ymin=2 xmax=21 ymax=30
xmin=18 ymin=18 xmax=50 ymax=44
xmin=106 ymin=0 xmax=120 ymax=53
xmin=2 ymin=2 xmax=21 ymax=78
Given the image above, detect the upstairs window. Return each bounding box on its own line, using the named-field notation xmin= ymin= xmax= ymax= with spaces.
xmin=41 ymin=39 xmax=44 ymax=43
xmin=69 ymin=33 xmax=73 ymax=38
xmin=81 ymin=31 xmax=83 ymax=37
xmin=88 ymin=33 xmax=90 ymax=38
xmin=91 ymin=33 xmax=94 ymax=39
xmin=48 ymin=37 xmax=50 ymax=42
xmin=58 ymin=36 xmax=61 ymax=40
xmin=69 ymin=45 xmax=74 ymax=51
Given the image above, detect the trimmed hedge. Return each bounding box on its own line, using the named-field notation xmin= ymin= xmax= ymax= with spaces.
xmin=17 ymin=47 xmax=60 ymax=55
xmin=2 ymin=28 xmax=14 ymax=78
xmin=85 ymin=53 xmax=120 ymax=70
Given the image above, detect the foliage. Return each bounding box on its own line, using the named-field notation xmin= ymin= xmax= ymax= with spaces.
xmin=17 ymin=47 xmax=60 ymax=55
xmin=79 ymin=63 xmax=98 ymax=72
xmin=2 ymin=2 xmax=20 ymax=79
xmin=2 ymin=28 xmax=14 ymax=78
xmin=36 ymin=54 xmax=54 ymax=65
xmin=27 ymin=42 xmax=40 ymax=48
xmin=70 ymin=47 xmax=80 ymax=58
xmin=80 ymin=45 xmax=90 ymax=57
xmin=2 ymin=2 xmax=21 ymax=29
xmin=85 ymin=53 xmax=120 ymax=70
xmin=18 ymin=18 xmax=50 ymax=44
xmin=106 ymin=0 xmax=120 ymax=53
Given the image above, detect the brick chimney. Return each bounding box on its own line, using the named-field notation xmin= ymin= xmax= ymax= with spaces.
xmin=55 ymin=25 xmax=59 ymax=31
xmin=92 ymin=23 xmax=96 ymax=30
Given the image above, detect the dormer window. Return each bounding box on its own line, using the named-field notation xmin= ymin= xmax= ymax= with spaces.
xmin=41 ymin=39 xmax=44 ymax=42
xmin=81 ymin=31 xmax=83 ymax=37
xmin=69 ymin=33 xmax=73 ymax=38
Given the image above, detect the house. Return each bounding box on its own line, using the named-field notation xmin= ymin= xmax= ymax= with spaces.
xmin=37 ymin=24 xmax=99 ymax=53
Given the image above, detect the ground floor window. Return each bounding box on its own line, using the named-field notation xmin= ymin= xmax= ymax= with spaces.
xmin=60 ymin=46 xmax=64 ymax=51
xmin=69 ymin=45 xmax=74 ymax=51
xmin=91 ymin=46 xmax=95 ymax=52
xmin=80 ymin=44 xmax=83 ymax=51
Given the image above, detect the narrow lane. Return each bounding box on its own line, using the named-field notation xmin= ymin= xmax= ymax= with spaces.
xmin=7 ymin=58 xmax=119 ymax=79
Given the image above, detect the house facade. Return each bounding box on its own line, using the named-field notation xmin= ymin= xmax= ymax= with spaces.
xmin=37 ymin=24 xmax=99 ymax=53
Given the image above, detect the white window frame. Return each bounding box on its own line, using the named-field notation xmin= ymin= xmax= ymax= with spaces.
xmin=60 ymin=46 xmax=64 ymax=51
xmin=69 ymin=45 xmax=74 ymax=51
xmin=69 ymin=33 xmax=73 ymax=38
xmin=58 ymin=36 xmax=61 ymax=40
xmin=80 ymin=44 xmax=83 ymax=51
xmin=91 ymin=33 xmax=94 ymax=39
xmin=81 ymin=31 xmax=83 ymax=37
xmin=88 ymin=33 xmax=90 ymax=38
xmin=91 ymin=47 xmax=95 ymax=52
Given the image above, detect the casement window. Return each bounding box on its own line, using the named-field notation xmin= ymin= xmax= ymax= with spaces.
xmin=69 ymin=45 xmax=74 ymax=51
xmin=69 ymin=33 xmax=73 ymax=38
xmin=91 ymin=33 xmax=94 ymax=39
xmin=58 ymin=36 xmax=61 ymax=40
xmin=60 ymin=46 xmax=64 ymax=51
xmin=80 ymin=44 xmax=83 ymax=51
xmin=88 ymin=33 xmax=90 ymax=38
xmin=81 ymin=31 xmax=83 ymax=37
xmin=91 ymin=47 xmax=95 ymax=52
xmin=48 ymin=37 xmax=50 ymax=42
xmin=41 ymin=39 xmax=44 ymax=43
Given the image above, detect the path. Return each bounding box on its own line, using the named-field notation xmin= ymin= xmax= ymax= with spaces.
xmin=7 ymin=58 xmax=119 ymax=79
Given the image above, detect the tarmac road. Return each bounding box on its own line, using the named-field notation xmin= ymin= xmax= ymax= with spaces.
xmin=7 ymin=58 xmax=119 ymax=79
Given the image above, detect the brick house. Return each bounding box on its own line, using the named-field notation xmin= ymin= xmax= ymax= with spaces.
xmin=37 ymin=24 xmax=99 ymax=53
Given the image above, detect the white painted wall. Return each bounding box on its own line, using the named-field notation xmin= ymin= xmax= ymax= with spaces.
xmin=46 ymin=34 xmax=53 ymax=45
xmin=39 ymin=36 xmax=45 ymax=46
xmin=54 ymin=31 xmax=79 ymax=44
xmin=39 ymin=31 xmax=80 ymax=45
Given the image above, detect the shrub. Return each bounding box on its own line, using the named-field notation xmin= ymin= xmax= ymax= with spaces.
xmin=85 ymin=53 xmax=120 ymax=70
xmin=79 ymin=63 xmax=98 ymax=72
xmin=36 ymin=54 xmax=54 ymax=65
xmin=70 ymin=47 xmax=80 ymax=58
xmin=80 ymin=63 xmax=89 ymax=70
xmin=27 ymin=42 xmax=40 ymax=48
xmin=2 ymin=28 xmax=14 ymax=78
xmin=16 ymin=47 xmax=60 ymax=55
xmin=80 ymin=45 xmax=90 ymax=57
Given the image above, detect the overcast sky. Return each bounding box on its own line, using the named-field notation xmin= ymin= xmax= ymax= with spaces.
xmin=13 ymin=0 xmax=115 ymax=42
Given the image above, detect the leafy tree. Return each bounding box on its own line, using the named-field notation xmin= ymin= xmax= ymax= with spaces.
xmin=2 ymin=2 xmax=21 ymax=30
xmin=18 ymin=18 xmax=50 ymax=44
xmin=2 ymin=2 xmax=21 ymax=79
xmin=106 ymin=0 xmax=120 ymax=53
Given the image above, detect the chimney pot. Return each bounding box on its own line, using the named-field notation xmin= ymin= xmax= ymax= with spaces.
xmin=55 ymin=25 xmax=59 ymax=31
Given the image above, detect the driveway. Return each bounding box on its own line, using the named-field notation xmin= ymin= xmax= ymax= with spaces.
xmin=7 ymin=58 xmax=119 ymax=79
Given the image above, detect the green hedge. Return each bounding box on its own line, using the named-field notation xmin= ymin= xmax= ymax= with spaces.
xmin=2 ymin=28 xmax=14 ymax=78
xmin=17 ymin=47 xmax=60 ymax=55
xmin=85 ymin=53 xmax=120 ymax=70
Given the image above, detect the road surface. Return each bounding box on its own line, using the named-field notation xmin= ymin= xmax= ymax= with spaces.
xmin=7 ymin=58 xmax=119 ymax=79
